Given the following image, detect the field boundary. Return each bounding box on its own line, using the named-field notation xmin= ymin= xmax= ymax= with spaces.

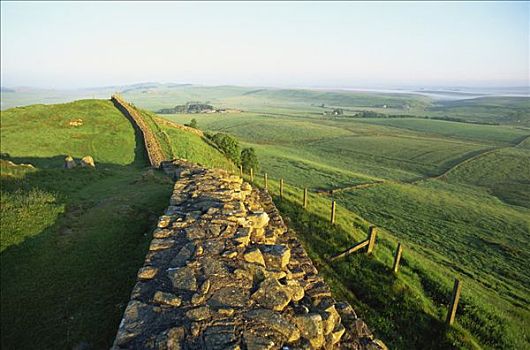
xmin=111 ymin=95 xmax=166 ymax=167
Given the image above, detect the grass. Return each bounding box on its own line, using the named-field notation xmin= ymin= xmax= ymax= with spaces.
xmin=354 ymin=118 xmax=529 ymax=145
xmin=0 ymin=100 xmax=143 ymax=167
xmin=159 ymin=95 xmax=529 ymax=349
xmin=154 ymin=117 xmax=236 ymax=171
xmin=0 ymin=99 xmax=234 ymax=349
xmin=1 ymin=161 xmax=173 ymax=349
xmin=445 ymin=147 xmax=530 ymax=208
xmin=2 ymin=88 xmax=529 ymax=349
xmin=250 ymin=175 xmax=528 ymax=349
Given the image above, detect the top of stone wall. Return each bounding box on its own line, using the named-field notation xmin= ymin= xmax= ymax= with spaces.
xmin=113 ymin=159 xmax=387 ymax=349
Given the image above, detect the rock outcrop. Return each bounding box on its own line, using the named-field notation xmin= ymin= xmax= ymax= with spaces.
xmin=64 ymin=155 xmax=76 ymax=169
xmin=80 ymin=155 xmax=95 ymax=168
xmin=113 ymin=160 xmax=385 ymax=349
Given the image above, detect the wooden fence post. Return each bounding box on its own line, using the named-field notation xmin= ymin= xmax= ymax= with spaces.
xmin=250 ymin=168 xmax=254 ymax=182
xmin=264 ymin=173 xmax=268 ymax=190
xmin=239 ymin=165 xmax=243 ymax=177
xmin=392 ymin=243 xmax=403 ymax=273
xmin=280 ymin=179 xmax=284 ymax=199
xmin=330 ymin=200 xmax=336 ymax=225
xmin=303 ymin=188 xmax=308 ymax=209
xmin=366 ymin=226 xmax=377 ymax=254
xmin=446 ymin=279 xmax=462 ymax=326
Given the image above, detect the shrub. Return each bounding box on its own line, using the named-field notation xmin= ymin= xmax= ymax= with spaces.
xmin=187 ymin=118 xmax=198 ymax=129
xmin=210 ymin=133 xmax=240 ymax=165
xmin=241 ymin=147 xmax=259 ymax=173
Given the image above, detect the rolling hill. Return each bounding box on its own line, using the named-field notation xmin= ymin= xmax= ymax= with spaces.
xmin=0 ymin=98 xmax=235 ymax=349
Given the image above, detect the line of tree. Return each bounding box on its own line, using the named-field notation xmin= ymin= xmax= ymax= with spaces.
xmin=157 ymin=102 xmax=215 ymax=114
xmin=206 ymin=132 xmax=259 ymax=171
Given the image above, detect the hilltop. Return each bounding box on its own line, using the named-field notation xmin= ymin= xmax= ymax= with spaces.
xmin=0 ymin=98 xmax=236 ymax=349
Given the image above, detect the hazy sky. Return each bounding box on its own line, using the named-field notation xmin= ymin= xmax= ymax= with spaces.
xmin=1 ymin=1 xmax=529 ymax=89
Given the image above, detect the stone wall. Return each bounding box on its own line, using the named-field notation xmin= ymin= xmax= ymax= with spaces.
xmin=112 ymin=95 xmax=166 ymax=168
xmin=113 ymin=160 xmax=386 ymax=349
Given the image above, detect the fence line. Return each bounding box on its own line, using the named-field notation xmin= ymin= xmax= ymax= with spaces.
xmin=241 ymin=170 xmax=463 ymax=326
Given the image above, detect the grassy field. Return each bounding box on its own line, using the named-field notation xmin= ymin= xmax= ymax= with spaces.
xmin=246 ymin=174 xmax=524 ymax=349
xmin=0 ymin=99 xmax=234 ymax=349
xmin=0 ymin=100 xmax=142 ymax=167
xmin=157 ymin=91 xmax=529 ymax=349
xmin=1 ymin=87 xmax=529 ymax=349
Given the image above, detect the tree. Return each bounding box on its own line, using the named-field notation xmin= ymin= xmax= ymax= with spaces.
xmin=211 ymin=133 xmax=240 ymax=164
xmin=188 ymin=118 xmax=198 ymax=129
xmin=241 ymin=147 xmax=259 ymax=173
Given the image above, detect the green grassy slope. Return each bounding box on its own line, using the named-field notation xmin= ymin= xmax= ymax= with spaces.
xmin=1 ymin=160 xmax=172 ymax=349
xmin=430 ymin=97 xmax=530 ymax=125
xmin=1 ymin=98 xmax=238 ymax=350
xmin=250 ymin=176 xmax=529 ymax=350
xmin=1 ymin=100 xmax=142 ymax=167
xmin=445 ymin=147 xmax=530 ymax=208
xmin=161 ymin=102 xmax=530 ymax=349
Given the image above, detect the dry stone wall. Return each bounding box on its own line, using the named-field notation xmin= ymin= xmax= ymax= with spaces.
xmin=112 ymin=95 xmax=166 ymax=168
xmin=113 ymin=160 xmax=386 ymax=349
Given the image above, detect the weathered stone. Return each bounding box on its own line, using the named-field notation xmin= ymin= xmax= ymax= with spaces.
xmin=168 ymin=266 xmax=197 ymax=292
xmin=326 ymin=323 xmax=345 ymax=345
xmin=259 ymin=244 xmax=291 ymax=270
xmin=293 ymin=313 xmax=325 ymax=348
xmin=243 ymin=332 xmax=275 ymax=350
xmin=209 ymin=286 xmax=250 ymax=308
xmin=114 ymin=300 xmax=157 ymax=346
xmin=158 ymin=215 xmax=172 ymax=228
xmin=185 ymin=226 xmax=205 ymax=240
xmin=202 ymin=240 xmax=225 ymax=255
xmin=190 ymin=322 xmax=201 ymax=337
xmin=153 ymin=228 xmax=172 ymax=238
xmin=113 ymin=160 xmax=381 ymax=350
xmin=221 ymin=250 xmax=238 ymax=259
xmin=153 ymin=291 xmax=182 ymax=307
xmin=64 ymin=155 xmax=76 ymax=169
xmin=80 ymin=155 xmax=95 ymax=168
xmin=137 ymin=266 xmax=158 ymax=280
xmin=170 ymin=243 xmax=195 ymax=267
xmin=251 ymin=278 xmax=292 ymax=311
xmin=247 ymin=211 xmax=269 ymax=229
xmin=244 ymin=309 xmax=300 ymax=343
xmin=352 ymin=318 xmax=373 ymax=339
xmin=285 ymin=280 xmax=305 ymax=302
xmin=166 ymin=327 xmax=185 ymax=350
xmin=203 ymin=325 xmax=237 ymax=350
xmin=243 ymin=247 xmax=265 ymax=266
xmin=199 ymin=279 xmax=211 ymax=295
xmin=336 ymin=301 xmax=358 ymax=322
xmin=217 ymin=308 xmax=234 ymax=317
xmin=191 ymin=293 xmax=206 ymax=305
xmin=233 ymin=227 xmax=251 ymax=247
xmin=150 ymin=238 xmax=174 ymax=251
xmin=201 ymin=257 xmax=229 ymax=277
xmin=186 ymin=306 xmax=211 ymax=321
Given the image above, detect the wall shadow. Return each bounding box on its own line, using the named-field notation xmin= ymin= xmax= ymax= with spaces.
xmin=0 ymin=155 xmax=172 ymax=349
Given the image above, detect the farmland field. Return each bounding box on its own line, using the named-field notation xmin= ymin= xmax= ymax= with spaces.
xmin=140 ymin=85 xmax=529 ymax=349
xmin=1 ymin=85 xmax=529 ymax=349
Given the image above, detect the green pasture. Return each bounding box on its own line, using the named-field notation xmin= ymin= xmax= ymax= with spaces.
xmin=0 ymin=99 xmax=234 ymax=349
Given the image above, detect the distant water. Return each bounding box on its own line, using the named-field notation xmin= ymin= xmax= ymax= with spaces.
xmin=323 ymin=86 xmax=530 ymax=101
